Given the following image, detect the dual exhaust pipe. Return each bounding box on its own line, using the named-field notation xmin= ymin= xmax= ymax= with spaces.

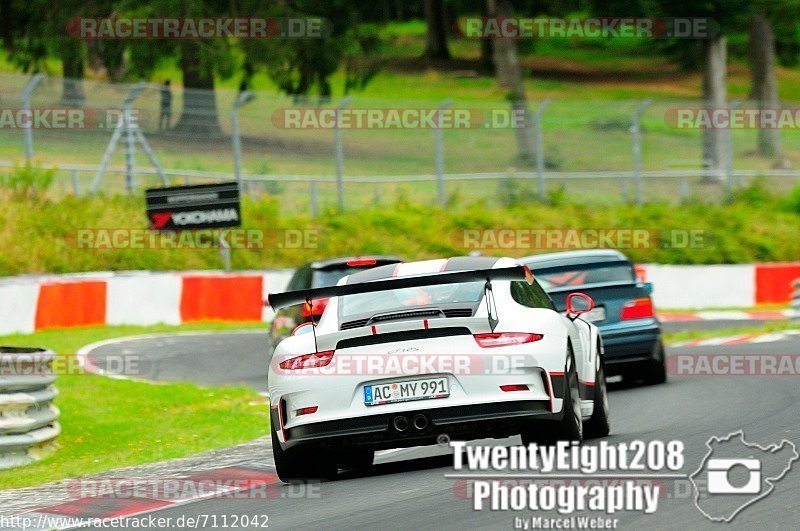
xmin=392 ymin=413 xmax=429 ymax=432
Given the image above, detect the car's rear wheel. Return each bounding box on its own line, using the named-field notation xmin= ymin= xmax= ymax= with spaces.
xmin=522 ymin=346 xmax=583 ymax=445
xmin=643 ymin=339 xmax=667 ymax=385
xmin=584 ymin=351 xmax=610 ymax=439
xmin=271 ymin=427 xmax=337 ymax=483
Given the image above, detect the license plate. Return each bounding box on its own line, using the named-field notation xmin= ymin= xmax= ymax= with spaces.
xmin=583 ymin=307 xmax=606 ymax=322
xmin=364 ymin=377 xmax=449 ymax=406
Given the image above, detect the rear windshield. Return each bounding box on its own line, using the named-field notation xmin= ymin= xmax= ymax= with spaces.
xmin=339 ymin=281 xmax=485 ymax=319
xmin=312 ymin=266 xmax=376 ymax=288
xmin=534 ymin=264 xmax=635 ymax=289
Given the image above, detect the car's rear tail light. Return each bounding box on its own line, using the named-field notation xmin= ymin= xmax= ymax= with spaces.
xmin=346 ymin=258 xmax=377 ymax=267
xmin=279 ymin=351 xmax=334 ymax=370
xmin=620 ymin=298 xmax=655 ymax=320
xmin=301 ymin=297 xmax=328 ymax=318
xmin=474 ymin=332 xmax=544 ymax=348
xmin=500 ymin=384 xmax=529 ymax=392
xmin=296 ymin=406 xmax=318 ymax=416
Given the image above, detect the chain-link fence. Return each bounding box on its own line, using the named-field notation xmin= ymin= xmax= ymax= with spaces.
xmin=1 ymin=71 xmax=799 ymax=213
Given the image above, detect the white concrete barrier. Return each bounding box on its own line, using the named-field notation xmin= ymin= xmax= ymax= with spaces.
xmin=644 ymin=264 xmax=755 ymax=309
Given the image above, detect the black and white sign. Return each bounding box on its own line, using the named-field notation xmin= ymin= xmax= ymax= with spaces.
xmin=145 ymin=182 xmax=241 ymax=230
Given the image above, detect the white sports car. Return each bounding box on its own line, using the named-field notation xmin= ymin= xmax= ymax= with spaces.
xmin=266 ymin=256 xmax=610 ymax=481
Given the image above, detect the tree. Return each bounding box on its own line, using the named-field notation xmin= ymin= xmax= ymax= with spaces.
xmin=487 ymin=0 xmax=534 ymax=162
xmin=239 ymin=1 xmax=372 ymax=100
xmin=701 ymin=33 xmax=727 ymax=172
xmin=423 ymin=0 xmax=450 ymax=59
xmin=749 ymin=13 xmax=781 ymax=158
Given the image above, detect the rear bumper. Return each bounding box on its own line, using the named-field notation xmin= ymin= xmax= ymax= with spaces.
xmin=598 ymin=319 xmax=661 ymax=370
xmin=273 ymin=400 xmax=555 ymax=451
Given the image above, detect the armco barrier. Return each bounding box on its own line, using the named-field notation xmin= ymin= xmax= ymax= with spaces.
xmin=1 ymin=264 xmax=800 ymax=335
xmin=0 ymin=347 xmax=60 ymax=468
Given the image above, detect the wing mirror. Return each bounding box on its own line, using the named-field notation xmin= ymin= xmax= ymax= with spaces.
xmin=291 ymin=322 xmax=316 ymax=336
xmin=566 ymin=292 xmax=595 ymax=320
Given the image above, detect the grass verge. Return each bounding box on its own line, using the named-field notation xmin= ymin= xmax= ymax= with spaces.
xmin=663 ymin=320 xmax=800 ymax=345
xmin=2 ymin=178 xmax=800 ymax=275
xmin=0 ymin=322 xmax=270 ymax=490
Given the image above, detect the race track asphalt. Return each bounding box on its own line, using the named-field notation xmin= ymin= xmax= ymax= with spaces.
xmin=85 ymin=329 xmax=800 ymax=530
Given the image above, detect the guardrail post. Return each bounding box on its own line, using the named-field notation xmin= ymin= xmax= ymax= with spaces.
xmin=725 ymin=99 xmax=741 ymax=194
xmin=679 ymin=175 xmax=688 ymax=204
xmin=21 ymin=74 xmax=45 ymax=163
xmin=630 ymin=99 xmax=652 ymax=206
xmin=434 ymin=99 xmax=452 ymax=206
xmin=231 ymin=91 xmax=255 ymax=193
xmin=310 ymin=181 xmax=319 ymax=217
xmin=334 ymin=97 xmax=351 ymax=211
xmin=71 ymin=169 xmax=80 ymax=197
xmin=0 ymin=347 xmax=60 ymax=469
xmin=534 ymin=99 xmax=552 ymax=200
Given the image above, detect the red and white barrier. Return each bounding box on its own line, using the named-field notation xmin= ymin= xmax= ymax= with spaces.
xmin=0 ymin=263 xmax=798 ymax=336
xmin=636 ymin=263 xmax=800 ymax=309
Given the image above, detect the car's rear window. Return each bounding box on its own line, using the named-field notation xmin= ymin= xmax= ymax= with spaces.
xmin=534 ymin=264 xmax=635 ymax=289
xmin=339 ymin=281 xmax=485 ymax=319
xmin=312 ymin=266 xmax=375 ymax=288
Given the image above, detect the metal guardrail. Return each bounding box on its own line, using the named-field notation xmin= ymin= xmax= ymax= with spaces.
xmin=792 ymin=279 xmax=800 ymax=319
xmin=0 ymin=347 xmax=60 ymax=469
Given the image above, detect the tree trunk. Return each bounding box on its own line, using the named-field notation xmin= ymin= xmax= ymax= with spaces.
xmin=174 ymin=43 xmax=221 ymax=136
xmin=490 ymin=0 xmax=534 ymax=162
xmin=479 ymin=0 xmax=494 ymax=73
xmin=423 ymin=0 xmax=450 ymax=59
xmin=702 ymin=34 xmax=727 ymax=174
xmin=59 ymin=40 xmax=85 ymax=107
xmin=749 ymin=14 xmax=782 ymax=158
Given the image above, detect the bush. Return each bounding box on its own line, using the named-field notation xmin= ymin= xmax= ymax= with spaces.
xmin=1 ymin=162 xmax=55 ymax=199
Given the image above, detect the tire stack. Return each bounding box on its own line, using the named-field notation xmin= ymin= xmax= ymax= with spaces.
xmin=0 ymin=347 xmax=61 ymax=469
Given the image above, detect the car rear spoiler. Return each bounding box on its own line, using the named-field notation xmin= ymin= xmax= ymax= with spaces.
xmin=266 ymin=264 xmax=534 ymax=310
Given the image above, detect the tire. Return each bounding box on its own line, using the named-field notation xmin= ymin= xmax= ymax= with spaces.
xmin=584 ymin=352 xmax=610 ymax=439
xmin=338 ymin=448 xmax=375 ymax=470
xmin=522 ymin=346 xmax=583 ymax=445
xmin=643 ymin=339 xmax=667 ymax=385
xmin=271 ymin=427 xmax=337 ymax=482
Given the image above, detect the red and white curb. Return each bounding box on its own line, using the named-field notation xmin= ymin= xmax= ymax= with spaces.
xmin=658 ymin=309 xmax=794 ymax=322
xmin=6 ymin=466 xmax=280 ymax=531
xmin=669 ymin=330 xmax=800 ymax=348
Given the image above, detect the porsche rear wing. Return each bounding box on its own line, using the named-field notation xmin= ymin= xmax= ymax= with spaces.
xmin=266 ymin=264 xmax=533 ymax=310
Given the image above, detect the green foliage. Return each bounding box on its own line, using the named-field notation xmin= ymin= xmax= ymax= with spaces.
xmin=2 ymin=189 xmax=800 ymax=276
xmin=1 ymin=162 xmax=55 ymax=198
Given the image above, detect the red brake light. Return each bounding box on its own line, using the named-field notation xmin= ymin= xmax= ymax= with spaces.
xmin=620 ymin=298 xmax=654 ymax=320
xmin=279 ymin=351 xmax=334 ymax=370
xmin=301 ymin=298 xmax=328 ymax=318
xmin=346 ymin=258 xmax=378 ymax=267
xmin=474 ymin=333 xmax=544 ymax=348
xmin=500 ymin=384 xmax=529 ymax=392
xmin=296 ymin=406 xmax=318 ymax=416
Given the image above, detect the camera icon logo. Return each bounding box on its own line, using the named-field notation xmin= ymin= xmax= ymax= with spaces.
xmin=706 ymin=458 xmax=761 ymax=494
xmin=690 ymin=431 xmax=798 ymax=522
